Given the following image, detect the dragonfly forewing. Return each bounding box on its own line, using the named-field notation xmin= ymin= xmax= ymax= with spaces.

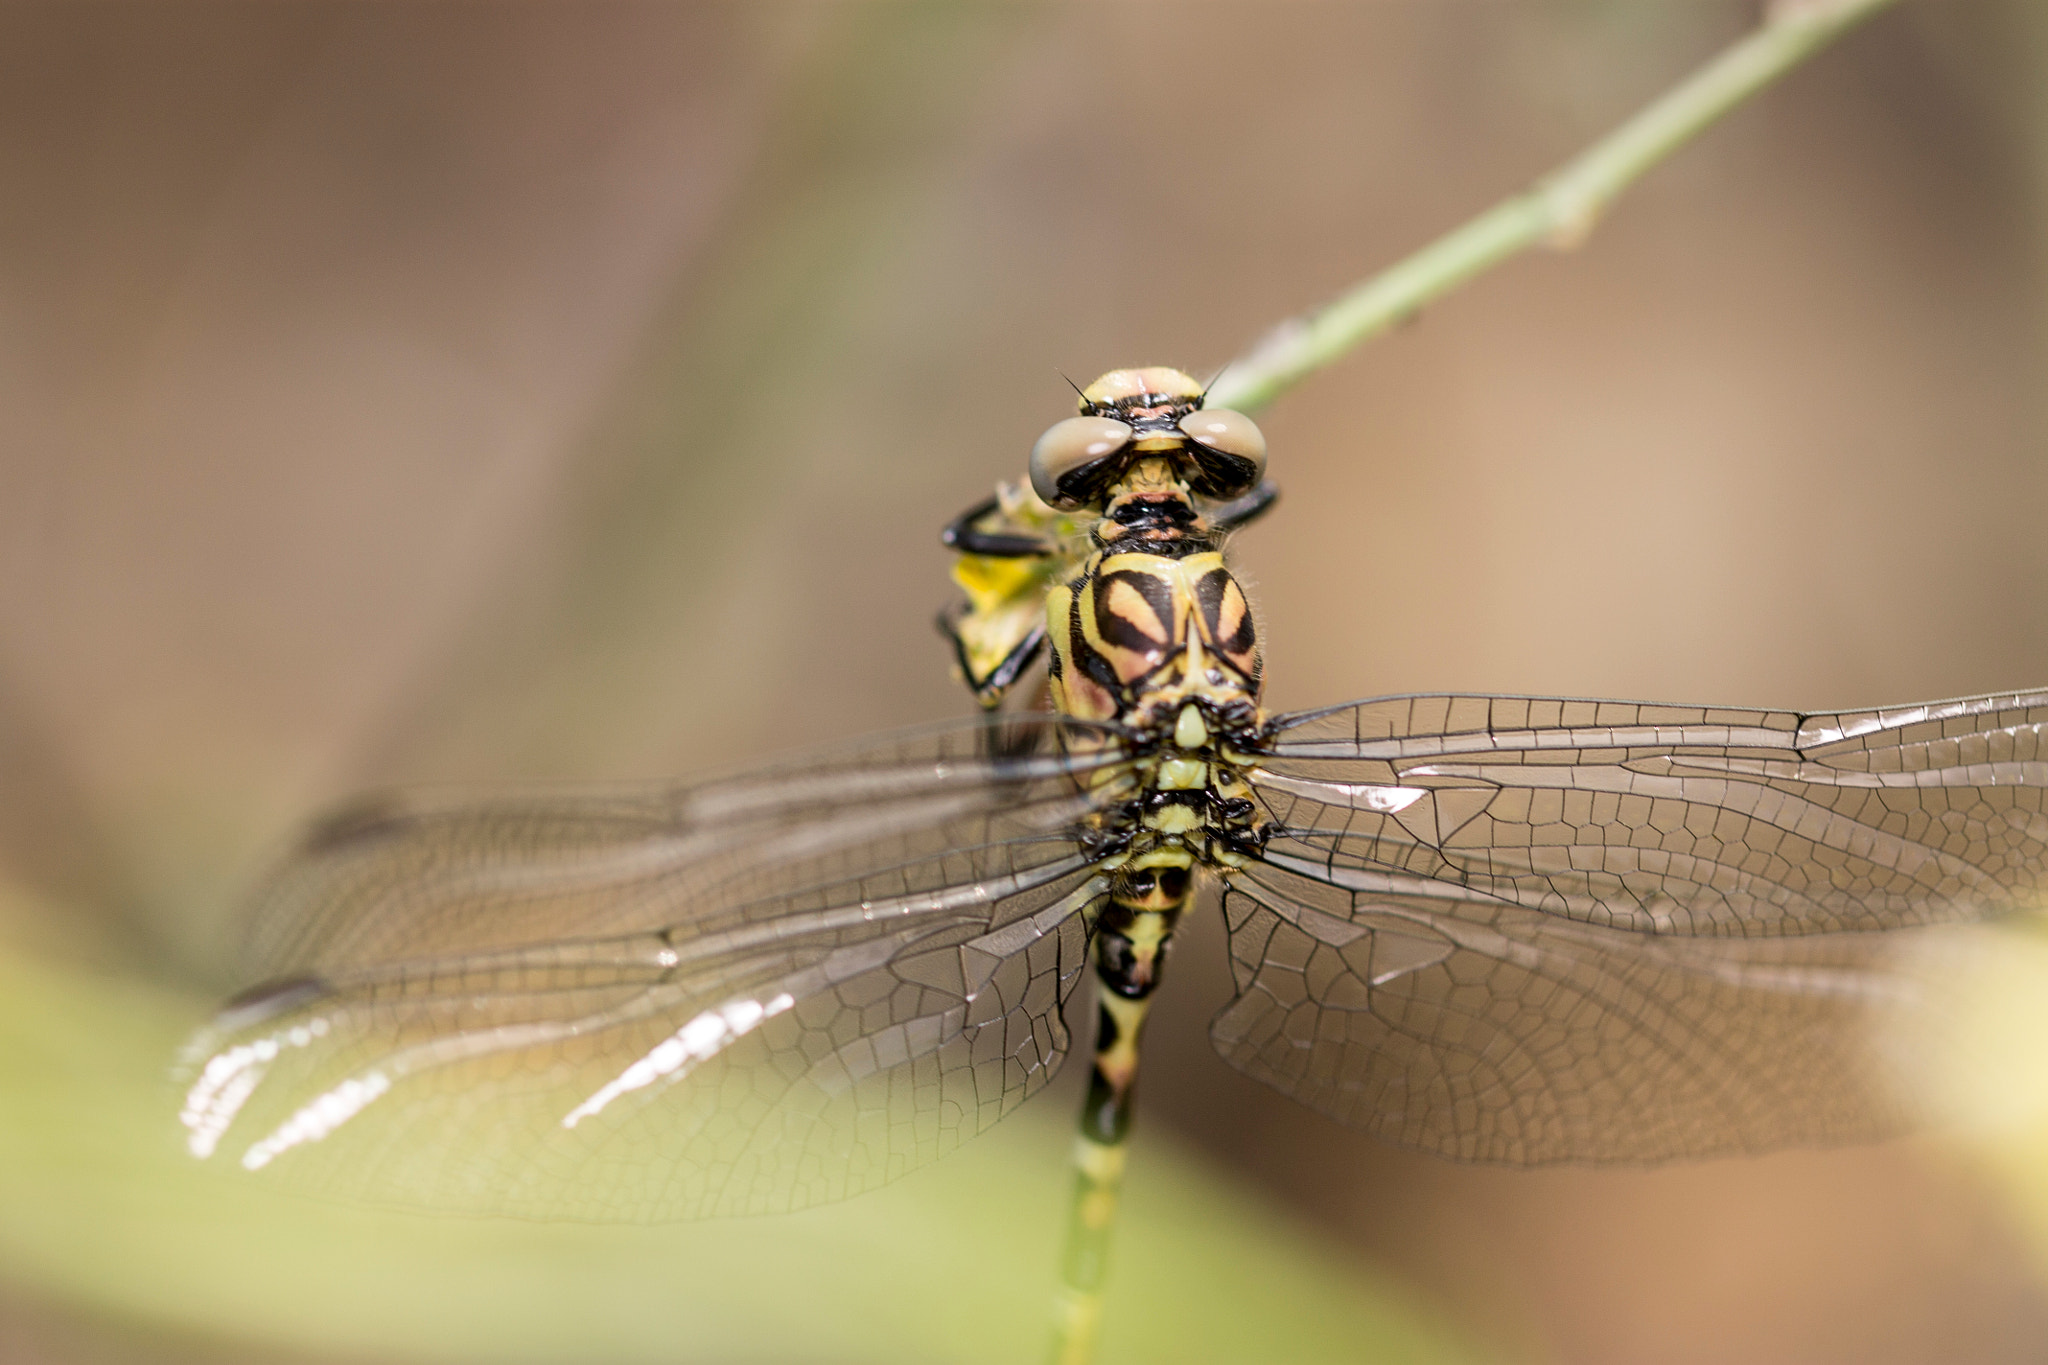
xmin=181 ymin=716 xmax=1131 ymax=1221
xmin=1251 ymin=689 xmax=2048 ymax=935
xmin=241 ymin=713 xmax=1130 ymax=974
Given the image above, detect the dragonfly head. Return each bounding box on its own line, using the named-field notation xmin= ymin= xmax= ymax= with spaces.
xmin=1029 ymin=367 xmax=1266 ymax=511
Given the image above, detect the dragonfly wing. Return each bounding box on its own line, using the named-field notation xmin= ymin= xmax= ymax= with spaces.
xmin=1253 ymin=688 xmax=2048 ymax=933
xmin=242 ymin=712 xmax=1128 ymax=972
xmin=1218 ymin=686 xmax=2048 ymax=1161
xmin=181 ymin=716 xmax=1124 ymax=1221
xmin=1211 ymin=864 xmax=1960 ymax=1163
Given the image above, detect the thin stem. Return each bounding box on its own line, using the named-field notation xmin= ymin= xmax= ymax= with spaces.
xmin=1207 ymin=0 xmax=1904 ymax=415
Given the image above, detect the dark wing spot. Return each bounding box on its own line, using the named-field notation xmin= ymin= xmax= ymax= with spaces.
xmin=214 ymin=974 xmax=332 ymax=1032
xmin=296 ymin=795 xmax=416 ymax=856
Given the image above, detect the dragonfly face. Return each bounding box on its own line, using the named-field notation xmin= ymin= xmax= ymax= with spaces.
xmin=943 ymin=367 xmax=1278 ymax=709
xmin=1028 ymin=366 xmax=1266 ymax=510
xmin=178 ymin=367 xmax=2048 ymax=1242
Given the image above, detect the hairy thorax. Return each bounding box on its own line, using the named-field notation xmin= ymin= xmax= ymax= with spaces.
xmin=1045 ymin=510 xmax=1267 ymax=877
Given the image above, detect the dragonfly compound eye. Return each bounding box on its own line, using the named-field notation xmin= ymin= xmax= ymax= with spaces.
xmin=1030 ymin=415 xmax=1135 ymax=509
xmin=1176 ymin=407 xmax=1267 ymax=499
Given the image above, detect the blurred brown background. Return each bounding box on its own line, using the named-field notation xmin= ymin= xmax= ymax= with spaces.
xmin=7 ymin=2 xmax=2048 ymax=1362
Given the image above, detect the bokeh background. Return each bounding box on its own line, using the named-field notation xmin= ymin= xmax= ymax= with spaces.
xmin=7 ymin=2 xmax=2048 ymax=1362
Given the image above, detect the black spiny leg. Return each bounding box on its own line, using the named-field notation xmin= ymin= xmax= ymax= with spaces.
xmin=1205 ymin=478 xmax=1280 ymax=533
xmin=936 ymin=606 xmax=1047 ymax=709
xmin=941 ymin=494 xmax=1059 ymax=558
xmin=939 ymin=492 xmax=1058 ymax=709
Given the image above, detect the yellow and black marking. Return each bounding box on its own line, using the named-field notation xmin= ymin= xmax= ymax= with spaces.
xmin=936 ymin=368 xmax=1283 ymax=1365
xmin=1045 ymin=548 xmax=1263 ymax=723
xmin=937 ymin=480 xmax=1093 ymax=707
xmin=1052 ymin=854 xmax=1190 ymax=1365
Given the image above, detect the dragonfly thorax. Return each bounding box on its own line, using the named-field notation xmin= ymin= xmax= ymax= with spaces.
xmin=1045 ymin=460 xmax=1270 ymax=889
xmin=1045 ymin=546 xmax=1261 ymax=725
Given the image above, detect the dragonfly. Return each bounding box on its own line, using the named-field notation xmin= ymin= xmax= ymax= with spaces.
xmin=181 ymin=367 xmax=2048 ymax=1365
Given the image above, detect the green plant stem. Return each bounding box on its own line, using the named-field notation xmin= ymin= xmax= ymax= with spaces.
xmin=1207 ymin=0 xmax=1904 ymax=415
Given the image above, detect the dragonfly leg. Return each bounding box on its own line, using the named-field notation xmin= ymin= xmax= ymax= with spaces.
xmin=940 ymin=493 xmax=1059 ymax=558
xmin=937 ymin=603 xmax=1047 ymax=708
xmin=1048 ymin=865 xmax=1187 ymax=1365
xmin=1204 ymin=477 xmax=1280 ymax=534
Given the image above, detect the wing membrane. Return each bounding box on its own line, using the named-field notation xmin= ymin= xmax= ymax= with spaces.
xmin=1218 ymin=686 xmax=2048 ymax=1161
xmin=243 ymin=712 xmax=1128 ymax=971
xmin=181 ymin=715 xmax=1125 ymax=1220
xmin=1212 ymin=862 xmax=1960 ymax=1163
xmin=1253 ymin=688 xmax=2048 ymax=934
